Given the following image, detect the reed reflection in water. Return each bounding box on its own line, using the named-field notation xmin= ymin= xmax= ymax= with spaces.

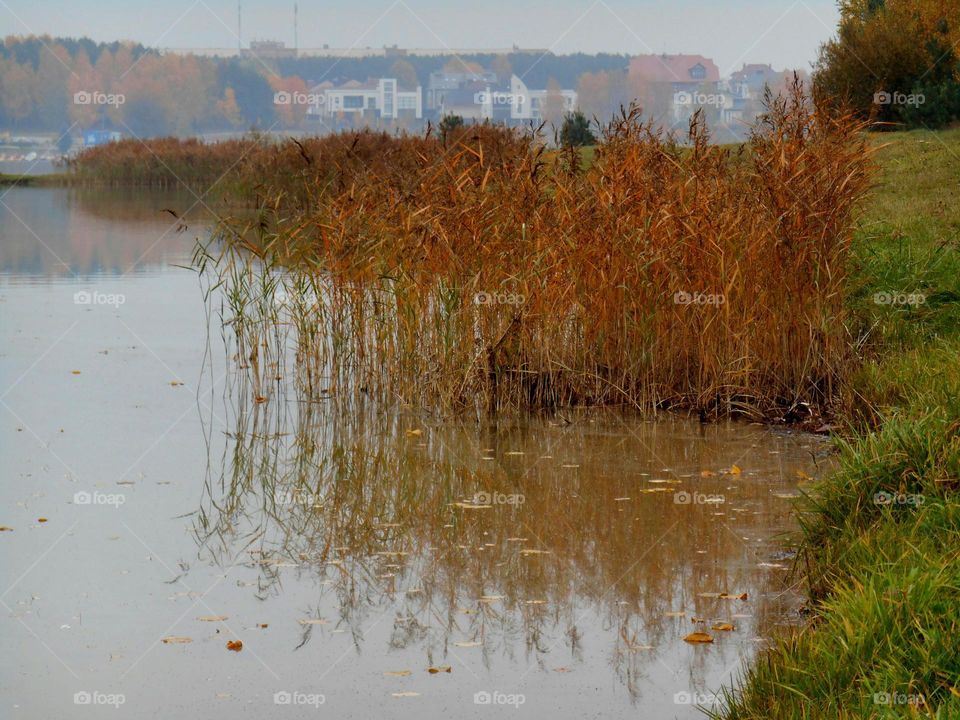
xmin=195 ymin=385 xmax=826 ymax=707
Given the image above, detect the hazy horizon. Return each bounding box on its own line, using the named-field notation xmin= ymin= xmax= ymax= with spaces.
xmin=2 ymin=0 xmax=840 ymax=74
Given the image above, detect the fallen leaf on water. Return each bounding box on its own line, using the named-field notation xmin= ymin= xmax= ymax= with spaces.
xmin=71 ymin=370 xmax=81 ymax=375
xmin=691 ymin=617 xmax=706 ymax=623
xmin=683 ymin=632 xmax=714 ymax=644
xmin=479 ymin=595 xmax=504 ymax=603
xmin=0 ymin=526 xmax=13 ymax=532
xmin=712 ymin=623 xmax=735 ymax=632
xmin=727 ymin=465 xmax=742 ymax=475
xmin=664 ymin=611 xmax=685 ymax=617
xmin=161 ymin=636 xmax=192 ymax=644
xmin=197 ymin=615 xmax=228 ymax=622
xmin=719 ymin=592 xmax=749 ymax=600
xmin=37 ymin=518 xmax=48 ymax=523
xmin=391 ymin=692 xmax=420 ymax=698
xmin=258 ymin=623 xmax=268 ymax=628
xmin=384 ymin=670 xmax=411 ymax=677
xmin=700 ymin=470 xmax=716 ymax=477
xmin=169 ymin=381 xmax=183 ymax=387
xmin=254 ymin=396 xmax=268 ymax=404
xmin=226 ymin=640 xmax=243 ymax=651
xmin=454 ymin=641 xmax=482 ymax=647
xmin=405 ymin=429 xmax=423 ymax=436
xmin=298 ymin=619 xmax=328 ymax=625
xmin=525 ymin=599 xmax=547 ymax=605
xmin=427 ymin=666 xmax=451 ymax=674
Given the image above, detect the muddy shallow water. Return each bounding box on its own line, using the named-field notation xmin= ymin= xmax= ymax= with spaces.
xmin=0 ymin=187 xmax=829 ymax=718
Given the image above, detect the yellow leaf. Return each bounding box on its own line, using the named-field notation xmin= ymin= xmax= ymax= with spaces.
xmin=712 ymin=623 xmax=735 ymax=632
xmin=427 ymin=666 xmax=451 ymax=674
xmin=405 ymin=429 xmax=423 ymax=436
xmin=226 ymin=640 xmax=243 ymax=651
xmin=384 ymin=670 xmax=412 ymax=677
xmin=683 ymin=632 xmax=714 ymax=644
xmin=728 ymin=465 xmax=742 ymax=475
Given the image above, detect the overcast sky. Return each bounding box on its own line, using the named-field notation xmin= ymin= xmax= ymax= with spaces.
xmin=2 ymin=0 xmax=840 ymax=73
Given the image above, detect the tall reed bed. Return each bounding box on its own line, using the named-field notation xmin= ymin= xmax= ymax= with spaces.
xmin=201 ymin=81 xmax=872 ymax=418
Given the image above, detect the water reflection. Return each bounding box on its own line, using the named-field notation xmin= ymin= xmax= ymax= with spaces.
xmin=0 ymin=186 xmax=213 ymax=279
xmin=196 ymin=387 xmax=824 ymax=708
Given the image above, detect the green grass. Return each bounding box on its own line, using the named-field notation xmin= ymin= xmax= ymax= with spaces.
xmin=716 ymin=129 xmax=960 ymax=718
xmin=0 ymin=172 xmax=67 ymax=186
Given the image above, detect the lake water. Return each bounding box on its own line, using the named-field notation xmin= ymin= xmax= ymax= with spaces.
xmin=0 ymin=186 xmax=828 ymax=718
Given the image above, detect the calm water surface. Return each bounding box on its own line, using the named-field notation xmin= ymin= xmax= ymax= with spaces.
xmin=0 ymin=187 xmax=828 ymax=718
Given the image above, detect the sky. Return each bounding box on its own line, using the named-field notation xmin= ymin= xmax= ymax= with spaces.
xmin=1 ymin=0 xmax=841 ymax=74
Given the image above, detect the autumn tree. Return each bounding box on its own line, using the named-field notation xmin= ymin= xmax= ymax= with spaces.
xmin=389 ymin=59 xmax=418 ymax=90
xmin=814 ymin=0 xmax=960 ymax=127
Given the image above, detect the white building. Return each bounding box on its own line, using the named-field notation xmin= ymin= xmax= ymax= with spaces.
xmin=307 ymin=78 xmax=423 ymax=121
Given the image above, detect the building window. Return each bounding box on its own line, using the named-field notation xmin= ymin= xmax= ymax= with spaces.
xmin=343 ymin=95 xmax=364 ymax=109
xmin=689 ymin=64 xmax=706 ymax=80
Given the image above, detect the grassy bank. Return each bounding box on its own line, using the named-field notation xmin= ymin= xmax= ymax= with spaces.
xmin=716 ymin=129 xmax=960 ymax=718
xmin=0 ymin=172 xmax=66 ymax=186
